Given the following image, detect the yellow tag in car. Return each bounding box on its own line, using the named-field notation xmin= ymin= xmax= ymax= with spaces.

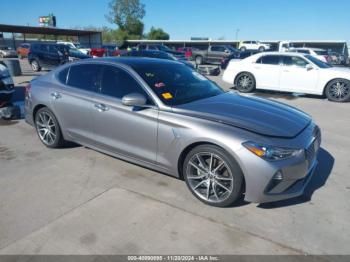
xmin=162 ymin=92 xmax=173 ymax=99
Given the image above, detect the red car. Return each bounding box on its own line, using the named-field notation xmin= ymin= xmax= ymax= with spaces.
xmin=16 ymin=43 xmax=30 ymax=59
xmin=90 ymin=47 xmax=106 ymax=57
xmin=177 ymin=47 xmax=199 ymax=59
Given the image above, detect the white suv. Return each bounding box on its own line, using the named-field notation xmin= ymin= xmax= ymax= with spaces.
xmin=56 ymin=41 xmax=91 ymax=55
xmin=289 ymin=48 xmax=330 ymax=63
xmin=238 ymin=41 xmax=270 ymax=52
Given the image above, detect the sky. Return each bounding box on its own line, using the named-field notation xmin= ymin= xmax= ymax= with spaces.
xmin=0 ymin=0 xmax=349 ymax=41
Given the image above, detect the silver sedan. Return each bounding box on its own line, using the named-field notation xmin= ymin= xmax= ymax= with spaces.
xmin=25 ymin=58 xmax=321 ymax=207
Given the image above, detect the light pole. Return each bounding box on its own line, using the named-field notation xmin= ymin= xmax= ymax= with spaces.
xmin=235 ymin=29 xmax=240 ymax=40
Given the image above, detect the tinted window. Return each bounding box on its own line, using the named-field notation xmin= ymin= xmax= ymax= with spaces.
xmin=314 ymin=50 xmax=328 ymax=55
xmin=39 ymin=45 xmax=47 ymax=52
xmin=257 ymin=55 xmax=280 ymax=65
xmin=296 ymin=49 xmax=310 ymax=54
xmin=211 ymin=46 xmax=225 ymax=52
xmin=282 ymin=56 xmax=309 ymax=67
xmin=100 ymin=65 xmax=149 ymax=100
xmin=48 ymin=45 xmax=59 ymax=54
xmin=148 ymin=45 xmax=157 ymax=50
xmin=67 ymin=64 xmax=102 ymax=92
xmin=57 ymin=67 xmax=69 ymax=84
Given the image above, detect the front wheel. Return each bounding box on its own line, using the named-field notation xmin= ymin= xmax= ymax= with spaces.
xmin=35 ymin=107 xmax=65 ymax=148
xmin=183 ymin=144 xmax=244 ymax=207
xmin=235 ymin=73 xmax=256 ymax=93
xmin=240 ymin=46 xmax=247 ymax=52
xmin=31 ymin=60 xmax=41 ymax=72
xmin=325 ymin=79 xmax=350 ymax=102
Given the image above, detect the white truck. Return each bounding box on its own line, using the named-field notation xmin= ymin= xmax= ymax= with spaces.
xmin=56 ymin=41 xmax=90 ymax=55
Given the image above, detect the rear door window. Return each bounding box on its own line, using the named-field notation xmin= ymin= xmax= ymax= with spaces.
xmin=256 ymin=55 xmax=280 ymax=65
xmin=67 ymin=64 xmax=102 ymax=92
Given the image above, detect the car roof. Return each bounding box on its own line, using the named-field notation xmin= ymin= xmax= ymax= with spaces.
xmin=77 ymin=57 xmax=182 ymax=67
xmin=291 ymin=47 xmax=325 ymax=51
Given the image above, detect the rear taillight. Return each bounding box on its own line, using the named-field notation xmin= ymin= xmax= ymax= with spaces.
xmin=25 ymin=83 xmax=31 ymax=95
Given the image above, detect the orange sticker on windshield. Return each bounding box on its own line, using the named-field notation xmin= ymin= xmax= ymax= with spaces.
xmin=162 ymin=92 xmax=173 ymax=99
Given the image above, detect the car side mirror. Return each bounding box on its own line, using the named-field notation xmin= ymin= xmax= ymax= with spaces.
xmin=122 ymin=93 xmax=147 ymax=107
xmin=306 ymin=64 xmax=313 ymax=71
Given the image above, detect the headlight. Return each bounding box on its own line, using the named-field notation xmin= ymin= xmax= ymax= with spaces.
xmin=243 ymin=141 xmax=303 ymax=161
xmin=2 ymin=77 xmax=13 ymax=85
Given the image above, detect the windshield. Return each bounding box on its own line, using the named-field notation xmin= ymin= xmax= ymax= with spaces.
xmin=314 ymin=50 xmax=328 ymax=55
xmin=132 ymin=63 xmax=224 ymax=106
xmin=226 ymin=46 xmax=238 ymax=52
xmin=158 ymin=45 xmax=172 ymax=52
xmin=305 ymin=55 xmax=332 ymax=68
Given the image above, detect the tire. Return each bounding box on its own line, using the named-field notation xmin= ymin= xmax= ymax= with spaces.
xmin=35 ymin=107 xmax=65 ymax=148
xmin=258 ymin=46 xmax=265 ymax=52
xmin=195 ymin=56 xmax=203 ymax=65
xmin=31 ymin=60 xmax=41 ymax=72
xmin=240 ymin=46 xmax=247 ymax=52
xmin=235 ymin=72 xmax=256 ymax=93
xmin=183 ymin=144 xmax=244 ymax=207
xmin=325 ymin=79 xmax=350 ymax=102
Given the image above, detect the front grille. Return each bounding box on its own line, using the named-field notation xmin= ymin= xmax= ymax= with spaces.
xmin=305 ymin=126 xmax=321 ymax=168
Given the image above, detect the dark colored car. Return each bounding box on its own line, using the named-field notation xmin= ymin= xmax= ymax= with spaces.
xmin=16 ymin=43 xmax=31 ymax=59
xmin=28 ymin=43 xmax=69 ymax=72
xmin=137 ymin=44 xmax=185 ymax=59
xmin=57 ymin=44 xmax=91 ymax=61
xmin=123 ymin=50 xmax=194 ymax=69
xmin=192 ymin=45 xmax=239 ymax=65
xmin=0 ymin=61 xmax=19 ymax=119
xmin=220 ymin=50 xmax=259 ymax=69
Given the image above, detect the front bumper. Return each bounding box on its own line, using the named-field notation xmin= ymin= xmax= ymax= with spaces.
xmin=240 ymin=124 xmax=321 ymax=203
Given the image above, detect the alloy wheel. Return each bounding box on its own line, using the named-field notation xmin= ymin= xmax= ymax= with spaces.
xmin=36 ymin=111 xmax=57 ymax=146
xmin=237 ymin=74 xmax=254 ymax=91
xmin=186 ymin=152 xmax=234 ymax=203
xmin=328 ymin=81 xmax=349 ymax=101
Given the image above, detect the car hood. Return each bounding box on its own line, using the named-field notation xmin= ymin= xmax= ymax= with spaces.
xmin=327 ymin=66 xmax=350 ymax=74
xmin=174 ymin=92 xmax=311 ymax=138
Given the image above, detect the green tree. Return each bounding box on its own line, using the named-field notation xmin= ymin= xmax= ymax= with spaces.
xmin=106 ymin=0 xmax=145 ymax=38
xmin=146 ymin=27 xmax=170 ymax=40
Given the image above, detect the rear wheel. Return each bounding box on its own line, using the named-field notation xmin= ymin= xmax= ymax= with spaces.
xmin=35 ymin=107 xmax=65 ymax=148
xmin=195 ymin=56 xmax=203 ymax=65
xmin=183 ymin=144 xmax=244 ymax=207
xmin=325 ymin=79 xmax=350 ymax=102
xmin=258 ymin=46 xmax=265 ymax=52
xmin=235 ymin=72 xmax=256 ymax=93
xmin=240 ymin=46 xmax=247 ymax=52
xmin=31 ymin=60 xmax=41 ymax=72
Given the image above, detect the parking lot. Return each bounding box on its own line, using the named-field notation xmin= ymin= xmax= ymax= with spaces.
xmin=0 ymin=59 xmax=349 ymax=255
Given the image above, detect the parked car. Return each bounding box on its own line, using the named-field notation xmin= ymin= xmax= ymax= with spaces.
xmin=177 ymin=47 xmax=199 ymax=59
xmin=90 ymin=47 xmax=106 ymax=57
xmin=223 ymin=52 xmax=350 ymax=102
xmin=289 ymin=48 xmax=330 ymax=63
xmin=137 ymin=44 xmax=185 ymax=59
xmin=192 ymin=45 xmax=239 ymax=65
xmin=0 ymin=61 xmax=19 ymax=119
xmin=57 ymin=44 xmax=91 ymax=61
xmin=0 ymin=46 xmax=17 ymax=58
xmin=123 ymin=50 xmax=194 ymax=69
xmin=220 ymin=50 xmax=259 ymax=69
xmin=56 ymin=41 xmax=91 ymax=55
xmin=28 ymin=43 xmax=69 ymax=71
xmin=25 ymin=57 xmax=321 ymax=207
xmin=238 ymin=41 xmax=271 ymax=52
xmin=102 ymin=44 xmax=122 ymax=56
xmin=328 ymin=51 xmax=346 ymax=65
xmin=16 ymin=43 xmax=31 ymax=59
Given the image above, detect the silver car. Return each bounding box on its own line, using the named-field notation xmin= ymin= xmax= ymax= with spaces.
xmin=0 ymin=46 xmax=17 ymax=58
xmin=25 ymin=58 xmax=321 ymax=207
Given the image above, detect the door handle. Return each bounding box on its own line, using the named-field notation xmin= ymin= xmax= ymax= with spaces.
xmin=94 ymin=103 xmax=109 ymax=112
xmin=51 ymin=92 xmax=61 ymax=100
